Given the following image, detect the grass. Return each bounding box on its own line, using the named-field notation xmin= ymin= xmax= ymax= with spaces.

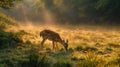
xmin=0 ymin=18 xmax=120 ymax=67
xmin=0 ymin=12 xmax=18 ymax=26
xmin=53 ymin=60 xmax=72 ymax=67
xmin=0 ymin=30 xmax=23 ymax=49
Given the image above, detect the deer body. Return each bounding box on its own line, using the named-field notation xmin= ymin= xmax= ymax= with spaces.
xmin=40 ymin=29 xmax=68 ymax=51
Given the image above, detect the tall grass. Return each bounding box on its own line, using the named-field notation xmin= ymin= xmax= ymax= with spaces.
xmin=53 ymin=60 xmax=72 ymax=67
xmin=19 ymin=53 xmax=51 ymax=67
xmin=0 ymin=31 xmax=23 ymax=48
xmin=105 ymin=55 xmax=120 ymax=67
xmin=0 ymin=17 xmax=120 ymax=67
xmin=0 ymin=12 xmax=18 ymax=26
xmin=77 ymin=52 xmax=103 ymax=67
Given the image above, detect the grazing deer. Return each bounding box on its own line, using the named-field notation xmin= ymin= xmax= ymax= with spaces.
xmin=40 ymin=29 xmax=68 ymax=51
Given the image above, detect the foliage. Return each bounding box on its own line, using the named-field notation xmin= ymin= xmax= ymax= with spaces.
xmin=96 ymin=0 xmax=120 ymax=20
xmin=0 ymin=0 xmax=119 ymax=24
xmin=34 ymin=0 xmax=120 ymax=23
xmin=0 ymin=30 xmax=23 ymax=48
xmin=0 ymin=12 xmax=22 ymax=48
xmin=0 ymin=45 xmax=51 ymax=67
xmin=0 ymin=0 xmax=119 ymax=23
xmin=19 ymin=53 xmax=50 ymax=67
xmin=53 ymin=60 xmax=72 ymax=67
xmin=0 ymin=0 xmax=22 ymax=9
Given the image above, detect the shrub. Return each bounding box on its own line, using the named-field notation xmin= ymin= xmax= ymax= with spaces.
xmin=0 ymin=31 xmax=23 ymax=49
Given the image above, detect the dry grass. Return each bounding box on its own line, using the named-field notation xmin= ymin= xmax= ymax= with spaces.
xmin=3 ymin=24 xmax=120 ymax=67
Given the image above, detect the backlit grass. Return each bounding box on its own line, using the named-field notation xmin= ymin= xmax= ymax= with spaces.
xmin=0 ymin=24 xmax=120 ymax=67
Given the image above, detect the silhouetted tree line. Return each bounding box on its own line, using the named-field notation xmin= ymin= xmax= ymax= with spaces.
xmin=39 ymin=0 xmax=120 ymax=24
xmin=0 ymin=0 xmax=120 ymax=24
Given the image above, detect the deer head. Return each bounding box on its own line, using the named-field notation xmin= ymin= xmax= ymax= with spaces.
xmin=62 ymin=39 xmax=68 ymax=51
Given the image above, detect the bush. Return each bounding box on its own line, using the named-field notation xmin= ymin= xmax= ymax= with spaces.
xmin=0 ymin=31 xmax=23 ymax=48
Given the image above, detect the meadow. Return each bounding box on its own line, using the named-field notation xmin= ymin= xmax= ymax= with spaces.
xmin=0 ymin=23 xmax=120 ymax=67
xmin=0 ymin=0 xmax=120 ymax=66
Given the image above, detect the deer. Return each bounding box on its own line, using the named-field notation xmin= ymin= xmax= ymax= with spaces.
xmin=40 ymin=29 xmax=68 ymax=51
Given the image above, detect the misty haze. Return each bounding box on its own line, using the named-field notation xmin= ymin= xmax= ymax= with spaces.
xmin=0 ymin=0 xmax=120 ymax=67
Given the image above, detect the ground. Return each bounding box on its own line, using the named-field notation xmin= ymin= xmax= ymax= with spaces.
xmin=0 ymin=24 xmax=120 ymax=67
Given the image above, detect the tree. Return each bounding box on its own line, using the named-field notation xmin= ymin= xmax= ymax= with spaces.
xmin=0 ymin=0 xmax=22 ymax=9
xmin=96 ymin=0 xmax=120 ymax=21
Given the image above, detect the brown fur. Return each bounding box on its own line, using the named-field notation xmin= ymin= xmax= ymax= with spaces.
xmin=40 ymin=29 xmax=68 ymax=51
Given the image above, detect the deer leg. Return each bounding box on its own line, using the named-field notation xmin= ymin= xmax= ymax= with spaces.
xmin=52 ymin=41 xmax=55 ymax=50
xmin=41 ymin=38 xmax=46 ymax=47
xmin=56 ymin=42 xmax=59 ymax=51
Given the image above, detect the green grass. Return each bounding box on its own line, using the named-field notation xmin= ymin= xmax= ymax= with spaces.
xmin=0 ymin=30 xmax=23 ymax=48
xmin=53 ymin=60 xmax=72 ymax=67
xmin=0 ymin=42 xmax=120 ymax=67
